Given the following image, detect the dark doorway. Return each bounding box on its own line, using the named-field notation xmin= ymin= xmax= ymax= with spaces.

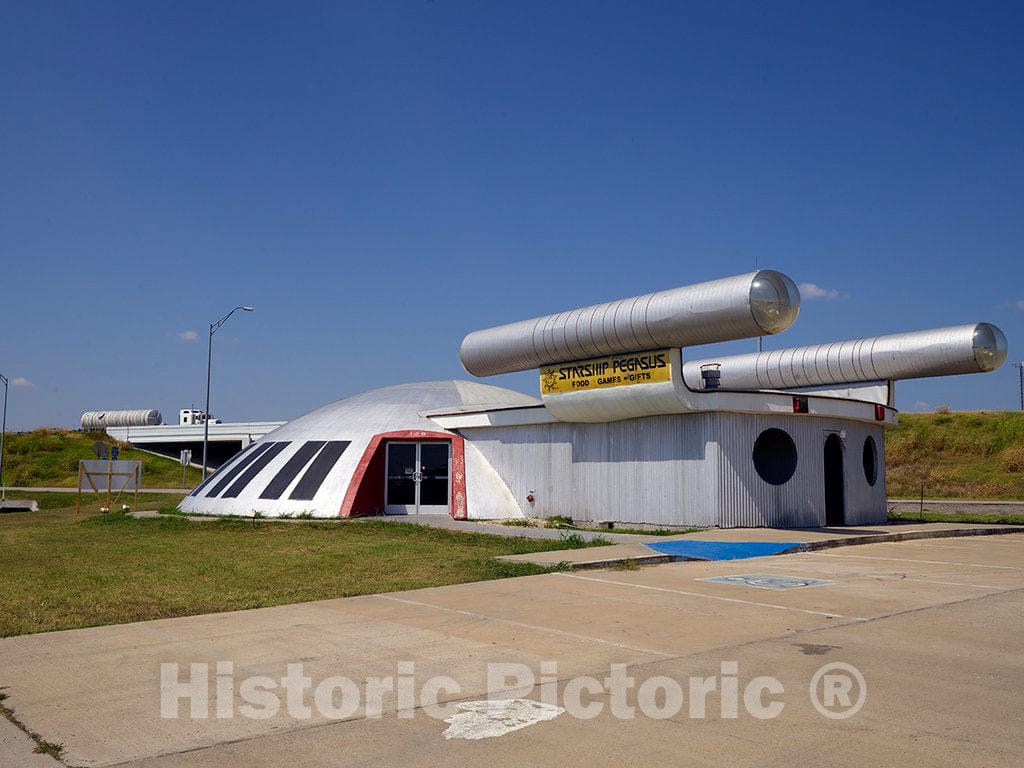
xmin=824 ymin=433 xmax=845 ymax=526
xmin=384 ymin=441 xmax=451 ymax=515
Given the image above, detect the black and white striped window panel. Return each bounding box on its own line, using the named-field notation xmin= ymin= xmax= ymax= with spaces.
xmin=201 ymin=443 xmax=274 ymax=498
xmin=259 ymin=441 xmax=327 ymax=500
xmin=288 ymin=441 xmax=350 ymax=501
xmin=221 ymin=442 xmax=292 ymax=498
xmin=189 ymin=443 xmax=261 ymax=497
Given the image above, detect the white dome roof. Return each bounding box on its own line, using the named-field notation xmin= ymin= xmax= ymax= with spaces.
xmin=264 ymin=380 xmax=539 ymax=442
xmin=180 ymin=381 xmax=538 ymax=518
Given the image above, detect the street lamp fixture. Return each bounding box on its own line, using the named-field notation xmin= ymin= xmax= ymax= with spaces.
xmin=202 ymin=306 xmax=254 ymax=480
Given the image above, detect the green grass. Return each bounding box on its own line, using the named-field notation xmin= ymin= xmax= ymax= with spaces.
xmin=885 ymin=411 xmax=1024 ymax=500
xmin=500 ymin=517 xmax=691 ymax=536
xmin=607 ymin=526 xmax=699 ymax=536
xmin=0 ymin=428 xmax=201 ymax=489
xmin=0 ymin=495 xmax=608 ymax=637
xmin=4 ymin=490 xmax=180 ymax=511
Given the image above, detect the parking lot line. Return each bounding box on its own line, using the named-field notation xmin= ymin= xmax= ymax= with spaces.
xmin=557 ymin=573 xmax=865 ymax=620
xmin=378 ymin=595 xmax=675 ymax=657
xmin=806 ymin=552 xmax=1024 ymax=569
xmin=753 ymin=562 xmax=1011 ymax=590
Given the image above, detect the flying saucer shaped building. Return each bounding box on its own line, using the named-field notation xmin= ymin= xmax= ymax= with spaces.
xmin=180 ymin=270 xmax=1007 ymax=528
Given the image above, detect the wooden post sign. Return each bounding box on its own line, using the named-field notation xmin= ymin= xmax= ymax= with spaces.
xmin=77 ymin=459 xmax=142 ymax=514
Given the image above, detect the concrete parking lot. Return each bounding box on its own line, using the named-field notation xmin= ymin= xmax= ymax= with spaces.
xmin=2 ymin=533 xmax=1023 ymax=767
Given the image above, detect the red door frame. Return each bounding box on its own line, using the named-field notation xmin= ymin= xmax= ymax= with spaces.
xmin=339 ymin=430 xmax=467 ymax=519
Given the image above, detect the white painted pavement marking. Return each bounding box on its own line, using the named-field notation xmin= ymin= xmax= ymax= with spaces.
xmin=806 ymin=552 xmax=1024 ymax=570
xmin=378 ymin=595 xmax=674 ymax=657
xmin=750 ymin=560 xmax=1012 ymax=590
xmin=882 ymin=577 xmax=1011 ymax=590
xmin=933 ymin=537 xmax=1024 ymax=548
xmin=442 ymin=699 xmax=564 ymax=740
xmin=558 ymin=573 xmax=865 ymax=620
xmin=913 ymin=542 xmax=991 ymax=551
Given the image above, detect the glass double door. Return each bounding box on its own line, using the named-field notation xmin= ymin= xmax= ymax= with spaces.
xmin=385 ymin=442 xmax=451 ymax=515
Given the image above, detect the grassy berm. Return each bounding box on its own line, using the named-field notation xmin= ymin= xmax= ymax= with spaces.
xmin=885 ymin=411 xmax=1024 ymax=500
xmin=0 ymin=428 xmax=201 ymax=488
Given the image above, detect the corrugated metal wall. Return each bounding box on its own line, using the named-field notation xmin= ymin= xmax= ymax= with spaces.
xmin=464 ymin=412 xmax=887 ymax=528
xmin=465 ymin=414 xmax=720 ymax=526
xmin=714 ymin=413 xmax=886 ymax=527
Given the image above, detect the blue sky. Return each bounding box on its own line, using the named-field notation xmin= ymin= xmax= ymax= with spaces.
xmin=2 ymin=1 xmax=1023 ymax=430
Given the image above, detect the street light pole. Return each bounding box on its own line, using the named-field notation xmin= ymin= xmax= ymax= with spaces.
xmin=202 ymin=306 xmax=254 ymax=481
xmin=0 ymin=372 xmax=7 ymax=501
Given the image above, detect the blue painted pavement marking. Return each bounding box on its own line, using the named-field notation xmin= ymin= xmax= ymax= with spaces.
xmin=645 ymin=540 xmax=803 ymax=561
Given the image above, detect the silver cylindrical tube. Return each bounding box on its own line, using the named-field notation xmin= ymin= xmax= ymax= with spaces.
xmin=460 ymin=270 xmax=800 ymax=376
xmin=682 ymin=323 xmax=1008 ymax=390
xmin=80 ymin=409 xmax=163 ymax=430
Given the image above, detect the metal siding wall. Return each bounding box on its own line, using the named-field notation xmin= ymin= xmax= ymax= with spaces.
xmin=464 ymin=412 xmax=887 ymax=528
xmin=716 ymin=413 xmax=887 ymax=527
xmin=843 ymin=423 xmax=888 ymax=526
xmin=465 ymin=415 xmax=718 ymax=527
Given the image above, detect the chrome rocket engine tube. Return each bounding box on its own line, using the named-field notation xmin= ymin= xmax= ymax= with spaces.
xmin=459 ymin=270 xmax=800 ymax=376
xmin=682 ymin=323 xmax=1008 ymax=391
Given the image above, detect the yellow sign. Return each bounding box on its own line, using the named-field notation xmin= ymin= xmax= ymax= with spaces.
xmin=540 ymin=350 xmax=672 ymax=394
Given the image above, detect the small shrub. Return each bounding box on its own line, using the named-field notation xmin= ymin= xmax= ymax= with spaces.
xmin=59 ymin=455 xmax=80 ymax=473
xmin=10 ymin=467 xmax=39 ymax=485
xmin=41 ymin=436 xmax=64 ymax=452
xmin=558 ymin=532 xmax=588 ymax=547
xmin=544 ymin=515 xmax=575 ymax=529
xmin=1001 ymin=446 xmax=1024 ymax=473
xmin=611 ymin=559 xmax=642 ymax=571
xmin=558 ymin=531 xmax=613 ymax=548
xmin=935 ymin=404 xmax=951 ymax=414
xmin=544 ymin=561 xmax=574 ymax=573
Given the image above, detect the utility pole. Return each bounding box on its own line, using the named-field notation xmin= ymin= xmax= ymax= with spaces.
xmin=1014 ymin=362 xmax=1024 ymax=411
xmin=0 ymin=372 xmax=7 ymax=501
xmin=202 ymin=306 xmax=254 ymax=480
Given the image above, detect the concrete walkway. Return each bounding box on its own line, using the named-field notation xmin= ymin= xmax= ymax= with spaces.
xmin=497 ymin=521 xmax=1024 ymax=568
xmin=131 ymin=510 xmax=1024 ymax=560
xmin=1 ymin=534 xmax=1022 ymax=767
xmin=887 ymin=498 xmax=1024 ymax=515
xmin=0 ymin=717 xmax=61 ymax=768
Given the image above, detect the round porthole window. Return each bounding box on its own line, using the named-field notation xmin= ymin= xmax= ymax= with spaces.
xmin=862 ymin=435 xmax=878 ymax=487
xmin=752 ymin=428 xmax=798 ymax=485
